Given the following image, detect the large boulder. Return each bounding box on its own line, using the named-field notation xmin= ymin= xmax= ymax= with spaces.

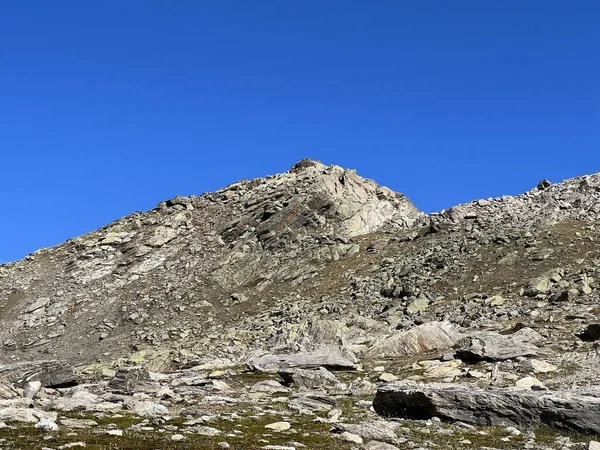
xmin=332 ymin=421 xmax=400 ymax=444
xmin=455 ymin=330 xmax=538 ymax=362
xmin=247 ymin=348 xmax=357 ymax=372
xmin=373 ymin=383 xmax=600 ymax=434
xmin=288 ymin=392 xmax=336 ymax=414
xmin=0 ymin=360 xmax=76 ymax=388
xmin=368 ymin=321 xmax=461 ymax=358
xmin=108 ymin=366 xmax=150 ymax=394
xmin=278 ymin=367 xmax=346 ymax=393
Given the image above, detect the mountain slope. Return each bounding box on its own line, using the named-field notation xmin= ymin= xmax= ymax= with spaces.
xmin=0 ymin=159 xmax=422 ymax=366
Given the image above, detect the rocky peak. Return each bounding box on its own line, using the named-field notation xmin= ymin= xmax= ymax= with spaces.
xmin=210 ymin=158 xmax=421 ymax=245
xmin=0 ymin=160 xmax=421 ymax=365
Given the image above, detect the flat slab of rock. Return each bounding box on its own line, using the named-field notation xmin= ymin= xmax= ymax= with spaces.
xmin=455 ymin=330 xmax=538 ymax=362
xmin=368 ymin=321 xmax=461 ymax=357
xmin=279 ymin=367 xmax=346 ymax=392
xmin=332 ymin=420 xmax=400 ymax=444
xmin=0 ymin=360 xmax=76 ymax=388
xmin=247 ymin=349 xmax=356 ymax=372
xmin=373 ymin=383 xmax=600 ymax=434
xmin=288 ymin=392 xmax=336 ymax=414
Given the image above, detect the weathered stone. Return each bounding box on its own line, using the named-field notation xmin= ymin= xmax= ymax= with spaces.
xmin=249 ymin=380 xmax=290 ymax=394
xmin=0 ymin=379 xmax=19 ymax=399
xmin=365 ymin=441 xmax=401 ymax=450
xmin=288 ymin=392 xmax=336 ymax=414
xmin=278 ymin=367 xmax=345 ymax=392
xmin=0 ymin=360 xmax=76 ymax=388
xmin=373 ymin=384 xmax=600 ymax=434
xmin=349 ymin=379 xmax=378 ymax=397
xmin=369 ymin=321 xmax=461 ymax=358
xmin=332 ymin=420 xmax=399 ymax=444
xmin=247 ymin=348 xmax=356 ymax=372
xmin=338 ymin=432 xmax=363 ymax=444
xmin=124 ymin=399 xmax=168 ymax=417
xmin=455 ymin=331 xmax=538 ymax=362
xmin=406 ymin=295 xmax=429 ymax=314
xmin=579 ymin=324 xmax=600 ymax=341
xmin=108 ymin=366 xmax=150 ymax=393
xmin=24 ymin=381 xmax=41 ymax=399
xmin=515 ymin=376 xmax=545 ymax=390
xmin=522 ymin=359 xmax=558 ymax=374
xmin=378 ymin=373 xmax=397 ymax=382
xmin=0 ymin=407 xmax=57 ymax=424
xmin=265 ymin=421 xmax=291 ymax=431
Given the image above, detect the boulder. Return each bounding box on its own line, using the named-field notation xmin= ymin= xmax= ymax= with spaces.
xmin=349 ymin=379 xmax=378 ymax=397
xmin=249 ymin=380 xmax=290 ymax=394
xmin=0 ymin=380 xmax=19 ymax=399
xmin=455 ymin=331 xmax=538 ymax=362
xmin=368 ymin=321 xmax=461 ymax=358
xmin=124 ymin=399 xmax=168 ymax=417
xmin=288 ymin=392 xmax=336 ymax=414
xmin=278 ymin=367 xmax=346 ymax=392
xmin=373 ymin=383 xmax=600 ymax=434
xmin=332 ymin=420 xmax=399 ymax=444
xmin=0 ymin=360 xmax=76 ymax=388
xmin=0 ymin=407 xmax=56 ymax=424
xmin=108 ymin=366 xmax=150 ymax=393
xmin=247 ymin=348 xmax=357 ymax=372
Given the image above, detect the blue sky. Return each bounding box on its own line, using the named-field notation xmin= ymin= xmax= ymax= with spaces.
xmin=1 ymin=1 xmax=599 ymax=262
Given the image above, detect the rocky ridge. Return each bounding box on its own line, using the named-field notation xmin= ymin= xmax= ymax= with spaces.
xmin=1 ymin=160 xmax=600 ymax=449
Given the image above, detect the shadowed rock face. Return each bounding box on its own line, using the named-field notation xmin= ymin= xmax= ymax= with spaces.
xmin=373 ymin=383 xmax=600 ymax=435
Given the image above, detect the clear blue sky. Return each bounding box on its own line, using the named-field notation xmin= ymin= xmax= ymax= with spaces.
xmin=1 ymin=1 xmax=599 ymax=262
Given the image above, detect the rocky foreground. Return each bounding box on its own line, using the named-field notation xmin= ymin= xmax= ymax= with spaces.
xmin=2 ymin=160 xmax=600 ymax=449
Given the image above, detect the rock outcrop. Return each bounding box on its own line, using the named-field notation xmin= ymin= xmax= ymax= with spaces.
xmin=373 ymin=383 xmax=600 ymax=434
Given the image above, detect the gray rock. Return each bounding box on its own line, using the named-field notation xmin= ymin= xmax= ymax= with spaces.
xmin=125 ymin=399 xmax=168 ymax=417
xmin=278 ymin=367 xmax=345 ymax=392
xmin=247 ymin=348 xmax=357 ymax=372
xmin=288 ymin=392 xmax=336 ymax=414
xmin=455 ymin=331 xmax=538 ymax=362
xmin=0 ymin=380 xmax=19 ymax=399
xmin=373 ymin=383 xmax=600 ymax=434
xmin=0 ymin=360 xmax=76 ymax=388
xmin=249 ymin=380 xmax=290 ymax=394
xmin=0 ymin=406 xmax=56 ymax=424
xmin=51 ymin=389 xmax=123 ymax=413
xmin=365 ymin=442 xmax=401 ymax=450
xmin=108 ymin=366 xmax=150 ymax=394
xmin=332 ymin=420 xmax=399 ymax=444
xmin=349 ymin=379 xmax=378 ymax=397
xmin=369 ymin=321 xmax=461 ymax=357
xmin=24 ymin=381 xmax=42 ymax=400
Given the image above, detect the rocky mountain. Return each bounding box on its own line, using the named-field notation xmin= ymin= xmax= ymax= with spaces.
xmin=1 ymin=159 xmax=600 ymax=449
